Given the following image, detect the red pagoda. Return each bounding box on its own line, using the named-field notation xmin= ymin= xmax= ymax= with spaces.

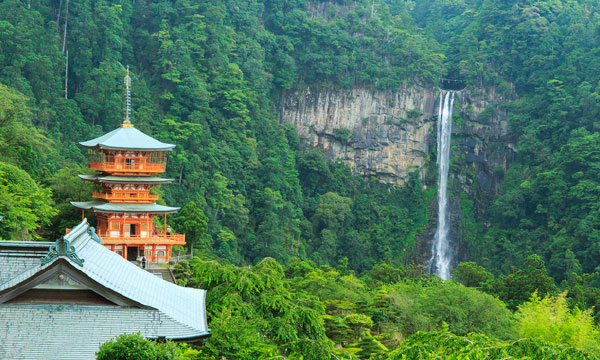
xmin=71 ymin=68 xmax=185 ymax=263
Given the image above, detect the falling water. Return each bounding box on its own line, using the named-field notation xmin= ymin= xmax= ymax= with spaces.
xmin=429 ymin=91 xmax=455 ymax=280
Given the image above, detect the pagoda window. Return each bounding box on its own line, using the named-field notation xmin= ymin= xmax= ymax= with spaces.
xmin=140 ymin=222 xmax=148 ymax=237
xmin=110 ymin=222 xmax=120 ymax=237
xmin=157 ymin=251 xmax=165 ymax=257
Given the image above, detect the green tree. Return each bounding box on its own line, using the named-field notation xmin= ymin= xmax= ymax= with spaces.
xmin=172 ymin=201 xmax=208 ymax=256
xmin=517 ymin=292 xmax=600 ymax=354
xmin=96 ymin=332 xmax=184 ymax=360
xmin=0 ymin=162 xmax=57 ymax=240
xmin=451 ymin=262 xmax=494 ymax=288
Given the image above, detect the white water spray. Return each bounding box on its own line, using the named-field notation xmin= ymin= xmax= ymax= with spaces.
xmin=429 ymin=91 xmax=455 ymax=280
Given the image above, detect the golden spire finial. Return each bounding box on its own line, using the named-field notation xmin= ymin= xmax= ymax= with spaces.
xmin=122 ymin=65 xmax=134 ymax=128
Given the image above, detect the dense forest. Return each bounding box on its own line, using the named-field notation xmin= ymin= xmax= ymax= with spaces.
xmin=2 ymin=0 xmax=600 ymax=358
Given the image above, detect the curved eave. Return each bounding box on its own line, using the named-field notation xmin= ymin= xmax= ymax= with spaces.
xmin=78 ymin=174 xmax=173 ymax=184
xmin=79 ymin=127 xmax=175 ymax=151
xmin=166 ymin=331 xmax=212 ymax=343
xmin=81 ymin=144 xmax=175 ymax=151
xmin=71 ymin=201 xmax=180 ymax=214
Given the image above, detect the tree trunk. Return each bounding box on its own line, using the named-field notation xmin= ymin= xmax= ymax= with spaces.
xmin=65 ymin=50 xmax=69 ymax=99
xmin=56 ymin=0 xmax=63 ymax=33
xmin=62 ymin=0 xmax=69 ymax=53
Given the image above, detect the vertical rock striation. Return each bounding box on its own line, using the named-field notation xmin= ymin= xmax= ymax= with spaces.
xmin=280 ymin=86 xmax=438 ymax=185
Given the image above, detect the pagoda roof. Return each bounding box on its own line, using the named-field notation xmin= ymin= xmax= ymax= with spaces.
xmin=0 ymin=219 xmax=209 ymax=359
xmin=71 ymin=200 xmax=179 ymax=213
xmin=78 ymin=174 xmax=173 ymax=184
xmin=79 ymin=126 xmax=175 ymax=151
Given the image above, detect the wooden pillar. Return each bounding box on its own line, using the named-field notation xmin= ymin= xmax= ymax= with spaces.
xmin=164 ymin=213 xmax=167 ymax=235
xmin=81 ymin=209 xmax=84 ymax=220
xmin=123 ymin=245 xmax=127 ymax=260
xmin=152 ymin=244 xmax=156 ymax=263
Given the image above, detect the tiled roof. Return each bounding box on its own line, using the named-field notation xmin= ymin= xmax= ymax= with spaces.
xmin=80 ymin=126 xmax=175 ymax=151
xmin=0 ymin=305 xmax=200 ymax=360
xmin=79 ymin=174 xmax=173 ymax=184
xmin=0 ymin=219 xmax=209 ymax=359
xmin=70 ymin=200 xmax=180 ymax=213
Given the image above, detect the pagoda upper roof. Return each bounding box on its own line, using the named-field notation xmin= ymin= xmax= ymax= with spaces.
xmin=79 ymin=126 xmax=175 ymax=151
xmin=71 ymin=200 xmax=179 ymax=213
xmin=78 ymin=174 xmax=173 ymax=184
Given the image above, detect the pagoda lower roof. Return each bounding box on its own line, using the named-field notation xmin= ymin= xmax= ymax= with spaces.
xmin=71 ymin=200 xmax=179 ymax=213
xmin=79 ymin=174 xmax=173 ymax=184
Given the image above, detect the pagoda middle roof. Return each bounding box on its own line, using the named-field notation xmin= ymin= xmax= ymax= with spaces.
xmin=79 ymin=174 xmax=173 ymax=184
xmin=71 ymin=200 xmax=179 ymax=213
xmin=80 ymin=126 xmax=175 ymax=151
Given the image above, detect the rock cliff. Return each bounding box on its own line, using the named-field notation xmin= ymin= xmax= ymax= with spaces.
xmin=280 ymin=86 xmax=438 ymax=185
xmin=280 ymin=86 xmax=514 ymax=187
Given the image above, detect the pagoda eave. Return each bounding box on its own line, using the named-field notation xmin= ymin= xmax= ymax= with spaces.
xmin=79 ymin=174 xmax=174 ymax=184
xmin=70 ymin=201 xmax=180 ymax=214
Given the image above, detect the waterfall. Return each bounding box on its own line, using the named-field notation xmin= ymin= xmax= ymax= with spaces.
xmin=429 ymin=91 xmax=455 ymax=280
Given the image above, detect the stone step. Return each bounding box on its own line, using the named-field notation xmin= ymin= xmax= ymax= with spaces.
xmin=129 ymin=261 xmax=176 ymax=284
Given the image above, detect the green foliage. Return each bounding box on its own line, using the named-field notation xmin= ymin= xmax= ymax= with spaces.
xmin=96 ymin=333 xmax=183 ymax=360
xmin=172 ymin=201 xmax=208 ymax=255
xmin=175 ymin=257 xmax=335 ymax=359
xmin=0 ymin=162 xmax=57 ymax=240
xmin=517 ymin=292 xmax=600 ymax=354
xmin=385 ymin=330 xmax=597 ymax=360
xmin=451 ymin=262 xmax=493 ymax=288
xmin=489 ymin=254 xmax=558 ymax=310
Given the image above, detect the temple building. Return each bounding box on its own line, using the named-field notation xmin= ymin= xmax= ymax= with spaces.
xmin=0 ymin=219 xmax=209 ymax=359
xmin=70 ymin=69 xmax=185 ymax=263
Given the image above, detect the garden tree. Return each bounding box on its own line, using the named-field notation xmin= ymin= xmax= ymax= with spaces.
xmin=355 ymin=331 xmax=387 ymax=359
xmin=451 ymin=261 xmax=494 ymax=288
xmin=96 ymin=333 xmax=183 ymax=360
xmin=377 ymin=280 xmax=515 ymax=341
xmin=169 ymin=255 xmax=600 ymax=358
xmin=173 ymin=257 xmax=336 ymax=359
xmin=517 ymin=292 xmax=600 ymax=354
xmin=489 ymin=254 xmax=558 ymax=310
xmin=383 ymin=330 xmax=597 ymax=360
xmin=172 ymin=201 xmax=208 ymax=256
xmin=0 ymin=162 xmax=57 ymax=240
xmin=343 ymin=313 xmax=374 ymax=341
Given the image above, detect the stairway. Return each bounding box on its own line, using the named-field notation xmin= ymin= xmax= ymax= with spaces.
xmin=129 ymin=261 xmax=177 ymax=284
xmin=147 ymin=267 xmax=177 ymax=284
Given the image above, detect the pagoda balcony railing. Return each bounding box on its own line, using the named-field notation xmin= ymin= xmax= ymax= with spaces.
xmin=88 ymin=161 xmax=166 ymax=174
xmin=92 ymin=192 xmax=159 ymax=202
xmin=97 ymin=233 xmax=186 ymax=246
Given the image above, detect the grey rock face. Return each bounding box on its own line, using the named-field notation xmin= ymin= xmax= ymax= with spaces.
xmin=280 ymin=86 xmax=514 ymax=188
xmin=280 ymin=86 xmax=438 ymax=185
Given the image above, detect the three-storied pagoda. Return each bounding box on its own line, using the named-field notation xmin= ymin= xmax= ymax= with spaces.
xmin=71 ymin=68 xmax=185 ymax=263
